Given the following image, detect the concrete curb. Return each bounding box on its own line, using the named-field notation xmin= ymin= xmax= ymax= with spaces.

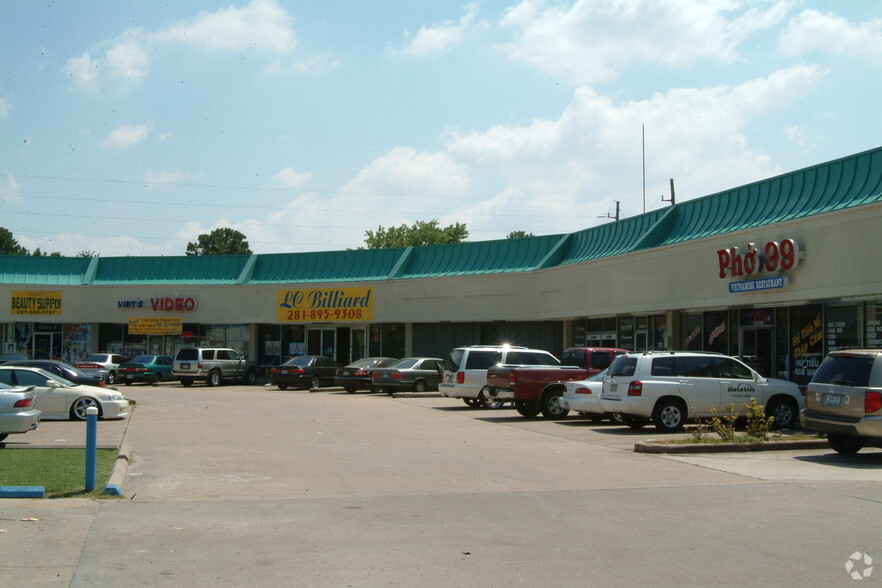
xmin=104 ymin=405 xmax=135 ymax=496
xmin=634 ymin=439 xmax=829 ymax=454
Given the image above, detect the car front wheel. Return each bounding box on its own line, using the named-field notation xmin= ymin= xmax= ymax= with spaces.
xmin=766 ymin=397 xmax=797 ymax=429
xmin=310 ymin=376 xmax=321 ymax=389
xmin=106 ymin=371 xmax=116 ymax=385
xmin=71 ymin=397 xmax=101 ymax=421
xmin=413 ymin=380 xmax=427 ymax=393
xmin=244 ymin=369 xmax=257 ymax=385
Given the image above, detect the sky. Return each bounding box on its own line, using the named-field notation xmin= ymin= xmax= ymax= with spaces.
xmin=1 ymin=0 xmax=880 ymax=257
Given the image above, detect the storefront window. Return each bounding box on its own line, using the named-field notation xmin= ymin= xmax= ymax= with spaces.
xmin=368 ymin=323 xmax=405 ymax=358
xmin=618 ymin=317 xmax=635 ymax=351
xmin=98 ymin=323 xmax=125 ymax=355
xmin=63 ymin=324 xmax=91 ymax=363
xmin=790 ymin=305 xmax=823 ymax=385
xmin=866 ymin=301 xmax=882 ymax=348
xmin=825 ymin=304 xmax=859 ymax=352
xmin=652 ymin=315 xmax=667 ymax=350
xmin=681 ymin=314 xmax=702 ymax=351
xmin=704 ymin=311 xmax=729 ymax=354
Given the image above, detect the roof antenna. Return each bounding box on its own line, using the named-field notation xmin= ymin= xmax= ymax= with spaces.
xmin=600 ymin=200 xmax=620 ymax=222
xmin=662 ymin=178 xmax=676 ymax=206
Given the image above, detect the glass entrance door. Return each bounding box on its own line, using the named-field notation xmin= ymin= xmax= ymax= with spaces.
xmin=33 ymin=332 xmax=62 ymax=359
xmin=307 ymin=328 xmax=336 ymax=357
xmin=739 ymin=327 xmax=774 ymax=377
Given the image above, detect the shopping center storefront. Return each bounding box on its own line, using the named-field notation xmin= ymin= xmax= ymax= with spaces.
xmin=2 ymin=147 xmax=881 ymax=385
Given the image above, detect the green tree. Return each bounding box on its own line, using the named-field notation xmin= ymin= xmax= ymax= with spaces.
xmin=0 ymin=227 xmax=28 ymax=255
xmin=507 ymin=230 xmax=534 ymax=239
xmin=363 ymin=220 xmax=468 ymax=249
xmin=77 ymin=250 xmax=99 ymax=257
xmin=186 ymin=228 xmax=252 ymax=256
xmin=31 ymin=248 xmax=62 ymax=257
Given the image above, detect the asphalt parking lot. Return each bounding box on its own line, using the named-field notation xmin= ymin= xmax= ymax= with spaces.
xmin=2 ymin=382 xmax=882 ymax=586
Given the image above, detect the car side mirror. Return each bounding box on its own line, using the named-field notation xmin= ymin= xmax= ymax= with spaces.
xmin=46 ymin=379 xmax=61 ymax=388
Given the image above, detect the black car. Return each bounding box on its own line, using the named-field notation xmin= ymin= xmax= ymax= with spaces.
xmin=371 ymin=357 xmax=444 ymax=394
xmin=269 ymin=355 xmax=340 ymax=390
xmin=2 ymin=359 xmax=107 ymax=387
xmin=334 ymin=357 xmax=399 ymax=393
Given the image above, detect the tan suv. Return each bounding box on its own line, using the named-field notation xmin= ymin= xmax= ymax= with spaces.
xmin=801 ymin=349 xmax=882 ymax=454
xmin=172 ymin=347 xmax=258 ymax=387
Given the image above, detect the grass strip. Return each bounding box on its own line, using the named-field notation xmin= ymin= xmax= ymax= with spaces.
xmin=0 ymin=449 xmax=118 ymax=498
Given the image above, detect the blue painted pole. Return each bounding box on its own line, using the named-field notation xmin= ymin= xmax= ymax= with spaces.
xmin=85 ymin=406 xmax=98 ymax=491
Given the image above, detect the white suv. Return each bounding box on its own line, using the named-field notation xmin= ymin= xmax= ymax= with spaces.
xmin=439 ymin=345 xmax=559 ymax=409
xmin=600 ymin=351 xmax=804 ymax=432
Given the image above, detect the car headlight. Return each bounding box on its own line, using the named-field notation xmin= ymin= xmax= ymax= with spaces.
xmin=106 ymin=393 xmax=124 ymax=401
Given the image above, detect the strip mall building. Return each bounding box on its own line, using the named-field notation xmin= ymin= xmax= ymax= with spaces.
xmin=2 ymin=147 xmax=881 ymax=386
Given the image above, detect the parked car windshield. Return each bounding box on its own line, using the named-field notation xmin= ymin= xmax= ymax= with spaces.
xmin=812 ymin=356 xmax=873 ymax=387
xmin=82 ymin=354 xmax=109 ymax=362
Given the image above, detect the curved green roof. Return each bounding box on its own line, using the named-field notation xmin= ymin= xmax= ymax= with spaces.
xmin=1 ymin=146 xmax=880 ymax=286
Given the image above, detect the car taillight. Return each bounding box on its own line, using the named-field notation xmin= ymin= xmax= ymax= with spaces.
xmin=271 ymin=367 xmax=281 ymax=374
xmin=575 ymin=387 xmax=592 ymax=395
xmin=354 ymin=369 xmax=366 ymax=376
xmin=866 ymin=391 xmax=882 ymax=414
xmin=96 ymin=380 xmax=106 ymax=388
xmin=197 ymin=362 xmax=203 ymax=369
xmin=289 ymin=367 xmax=305 ymax=374
xmin=508 ymin=373 xmax=517 ymax=387
xmin=13 ymin=398 xmax=34 ymax=408
xmin=627 ymin=381 xmax=643 ymax=396
xmin=392 ymin=373 xmax=402 ymax=379
xmin=456 ymin=371 xmax=465 ymax=384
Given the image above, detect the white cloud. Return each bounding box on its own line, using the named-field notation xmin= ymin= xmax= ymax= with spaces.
xmin=498 ymin=0 xmax=793 ymax=84
xmin=156 ymin=0 xmax=296 ymax=52
xmin=101 ymin=124 xmax=153 ymax=150
xmin=267 ymin=167 xmax=312 ymax=189
xmin=339 ymin=147 xmax=470 ymax=196
xmin=65 ymin=0 xmax=299 ymax=95
xmin=0 ymin=94 xmax=11 ymax=117
xmin=779 ymin=9 xmax=882 ymax=60
xmin=435 ymin=64 xmax=824 ymax=238
xmin=394 ymin=4 xmax=482 ymax=57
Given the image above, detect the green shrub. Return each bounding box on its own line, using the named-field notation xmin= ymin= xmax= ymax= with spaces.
xmin=709 ymin=403 xmax=738 ymax=442
xmin=744 ymin=397 xmax=775 ymax=441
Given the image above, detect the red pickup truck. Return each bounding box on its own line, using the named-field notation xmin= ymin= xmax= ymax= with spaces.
xmin=485 ymin=347 xmax=629 ymax=419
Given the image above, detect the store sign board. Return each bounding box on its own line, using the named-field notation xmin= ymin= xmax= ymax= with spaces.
xmin=717 ymin=238 xmax=799 ymax=280
xmin=117 ymin=297 xmax=197 ymax=311
xmin=11 ymin=290 xmax=62 ymax=315
xmin=728 ymin=276 xmax=787 ymax=293
xmin=277 ymin=287 xmax=374 ymax=322
xmin=128 ymin=317 xmax=183 ymax=335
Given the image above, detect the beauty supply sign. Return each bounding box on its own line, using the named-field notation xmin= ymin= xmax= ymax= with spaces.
xmin=277 ymin=287 xmax=374 ymax=322
xmin=716 ymin=238 xmax=800 ymax=294
xmin=11 ymin=290 xmax=62 ymax=315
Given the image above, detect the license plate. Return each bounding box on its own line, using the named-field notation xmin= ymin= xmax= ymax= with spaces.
xmin=181 ymin=363 xmax=190 ymax=369
xmin=821 ymin=393 xmax=845 ymax=407
xmin=126 ymin=374 xmax=133 ymax=380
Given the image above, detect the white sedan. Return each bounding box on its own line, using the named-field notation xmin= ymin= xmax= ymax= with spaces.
xmin=559 ymin=369 xmax=613 ymax=422
xmin=0 ymin=366 xmax=129 ymax=421
xmin=0 ymin=382 xmax=42 ymax=441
